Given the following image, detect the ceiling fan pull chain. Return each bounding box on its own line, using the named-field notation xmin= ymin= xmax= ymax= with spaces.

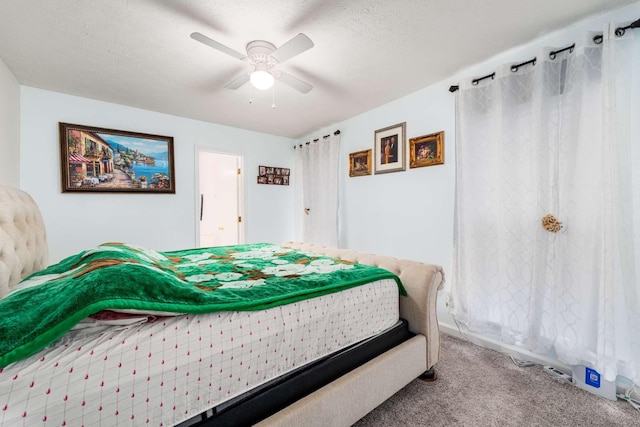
xmin=272 ymin=84 xmax=276 ymax=109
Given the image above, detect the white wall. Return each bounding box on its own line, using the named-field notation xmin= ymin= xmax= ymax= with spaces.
xmin=327 ymin=80 xmax=456 ymax=325
xmin=324 ymin=1 xmax=640 ymax=347
xmin=20 ymin=87 xmax=296 ymax=263
xmin=336 ymin=82 xmax=455 ymax=265
xmin=0 ymin=56 xmax=20 ymax=187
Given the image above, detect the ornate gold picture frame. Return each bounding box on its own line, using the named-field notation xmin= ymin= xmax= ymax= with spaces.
xmin=349 ymin=149 xmax=372 ymax=177
xmin=409 ymin=131 xmax=444 ymax=168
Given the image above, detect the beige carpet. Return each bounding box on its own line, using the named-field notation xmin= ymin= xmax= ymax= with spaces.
xmin=354 ymin=334 xmax=638 ymax=426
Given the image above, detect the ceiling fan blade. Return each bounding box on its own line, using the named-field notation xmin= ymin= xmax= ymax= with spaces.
xmin=277 ymin=71 xmax=313 ymax=94
xmin=224 ymin=73 xmax=250 ymax=90
xmin=190 ymin=32 xmax=246 ymax=61
xmin=271 ymin=33 xmax=314 ymax=63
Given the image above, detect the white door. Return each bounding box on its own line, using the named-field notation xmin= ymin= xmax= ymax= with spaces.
xmin=197 ymin=150 xmax=243 ymax=247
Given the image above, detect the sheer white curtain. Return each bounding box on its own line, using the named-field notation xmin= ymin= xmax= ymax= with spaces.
xmin=451 ymin=22 xmax=640 ymax=383
xmin=601 ymin=23 xmax=640 ymax=384
xmin=294 ymin=133 xmax=340 ymax=247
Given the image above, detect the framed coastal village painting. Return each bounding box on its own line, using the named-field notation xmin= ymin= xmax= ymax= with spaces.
xmin=374 ymin=122 xmax=406 ymax=174
xmin=59 ymin=122 xmax=175 ymax=193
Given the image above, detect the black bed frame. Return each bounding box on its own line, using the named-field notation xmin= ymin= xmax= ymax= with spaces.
xmin=184 ymin=319 xmax=414 ymax=427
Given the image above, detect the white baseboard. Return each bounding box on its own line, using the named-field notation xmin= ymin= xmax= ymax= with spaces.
xmin=439 ymin=322 xmax=571 ymax=373
xmin=439 ymin=322 xmax=637 ymax=400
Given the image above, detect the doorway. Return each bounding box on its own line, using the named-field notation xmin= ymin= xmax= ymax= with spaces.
xmin=197 ymin=149 xmax=244 ymax=247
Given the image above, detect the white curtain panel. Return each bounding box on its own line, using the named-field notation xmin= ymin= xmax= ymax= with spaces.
xmin=294 ymin=134 xmax=340 ymax=247
xmin=451 ymin=23 xmax=640 ymax=383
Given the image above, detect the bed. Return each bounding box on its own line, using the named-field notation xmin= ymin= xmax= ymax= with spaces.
xmin=0 ymin=184 xmax=444 ymax=426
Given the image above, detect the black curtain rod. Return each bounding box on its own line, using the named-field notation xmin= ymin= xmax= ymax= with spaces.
xmin=511 ymin=58 xmax=536 ymax=72
xmin=449 ymin=71 xmax=496 ymax=93
xmin=549 ymin=43 xmax=574 ymax=59
xmin=323 ymin=130 xmax=341 ymax=138
xmin=593 ymin=17 xmax=640 ymax=44
xmin=449 ymin=43 xmax=573 ymax=93
xmin=449 ymin=17 xmax=639 ymax=93
xmin=293 ymin=130 xmax=341 ymax=148
xmin=616 ymin=17 xmax=640 ymax=36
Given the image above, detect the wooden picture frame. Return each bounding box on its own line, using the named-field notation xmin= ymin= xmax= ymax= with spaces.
xmin=349 ymin=149 xmax=372 ymax=177
xmin=59 ymin=122 xmax=175 ymax=193
xmin=409 ymin=131 xmax=444 ymax=168
xmin=374 ymin=122 xmax=406 ymax=174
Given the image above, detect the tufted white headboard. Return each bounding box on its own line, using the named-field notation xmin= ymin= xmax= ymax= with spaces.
xmin=0 ymin=185 xmax=49 ymax=298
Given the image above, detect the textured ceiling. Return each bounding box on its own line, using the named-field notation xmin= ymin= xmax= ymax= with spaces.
xmin=0 ymin=0 xmax=637 ymax=138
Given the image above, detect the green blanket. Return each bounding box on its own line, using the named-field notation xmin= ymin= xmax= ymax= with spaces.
xmin=0 ymin=242 xmax=405 ymax=368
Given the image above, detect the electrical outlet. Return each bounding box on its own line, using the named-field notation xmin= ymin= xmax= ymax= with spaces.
xmin=543 ymin=365 xmax=573 ymax=383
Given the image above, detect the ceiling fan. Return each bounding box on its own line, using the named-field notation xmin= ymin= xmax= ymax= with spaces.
xmin=190 ymin=32 xmax=314 ymax=94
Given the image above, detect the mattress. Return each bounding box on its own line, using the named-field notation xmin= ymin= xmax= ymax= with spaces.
xmin=0 ymin=278 xmax=399 ymax=426
xmin=191 ymin=319 xmax=413 ymax=426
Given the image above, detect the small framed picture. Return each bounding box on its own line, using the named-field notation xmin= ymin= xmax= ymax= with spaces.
xmin=374 ymin=122 xmax=406 ymax=174
xmin=409 ymin=131 xmax=444 ymax=168
xmin=258 ymin=165 xmax=290 ymax=185
xmin=349 ymin=149 xmax=372 ymax=177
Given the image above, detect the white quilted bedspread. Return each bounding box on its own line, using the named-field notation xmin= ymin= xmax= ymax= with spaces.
xmin=0 ymin=279 xmax=399 ymax=427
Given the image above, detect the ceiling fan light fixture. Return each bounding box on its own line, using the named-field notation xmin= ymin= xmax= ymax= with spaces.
xmin=250 ymin=63 xmax=274 ymax=90
xmin=191 ymin=32 xmax=313 ymax=93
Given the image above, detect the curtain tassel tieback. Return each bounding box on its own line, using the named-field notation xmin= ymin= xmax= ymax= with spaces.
xmin=541 ymin=214 xmax=563 ymax=233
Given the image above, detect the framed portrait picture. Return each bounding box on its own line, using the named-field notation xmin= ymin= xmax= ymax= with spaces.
xmin=349 ymin=149 xmax=372 ymax=177
xmin=374 ymin=122 xmax=406 ymax=174
xmin=409 ymin=131 xmax=444 ymax=168
xmin=59 ymin=122 xmax=175 ymax=193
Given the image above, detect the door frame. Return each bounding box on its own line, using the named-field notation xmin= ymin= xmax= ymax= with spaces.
xmin=194 ymin=146 xmax=245 ymax=247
